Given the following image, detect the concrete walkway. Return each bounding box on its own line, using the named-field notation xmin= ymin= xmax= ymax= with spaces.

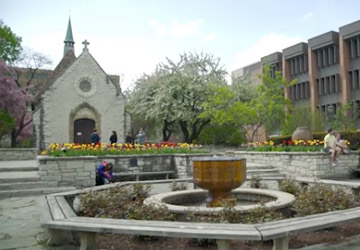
xmin=0 ymin=196 xmax=76 ymax=250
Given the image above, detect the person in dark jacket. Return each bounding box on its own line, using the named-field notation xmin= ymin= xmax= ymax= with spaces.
xmin=125 ymin=131 xmax=134 ymax=144
xmin=96 ymin=161 xmax=113 ymax=185
xmin=91 ymin=129 xmax=101 ymax=144
xmin=110 ymin=131 xmax=117 ymax=144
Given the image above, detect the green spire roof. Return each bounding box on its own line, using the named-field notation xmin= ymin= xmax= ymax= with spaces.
xmin=64 ymin=17 xmax=74 ymax=43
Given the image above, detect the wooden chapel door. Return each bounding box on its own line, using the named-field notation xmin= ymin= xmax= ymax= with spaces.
xmin=74 ymin=119 xmax=95 ymax=144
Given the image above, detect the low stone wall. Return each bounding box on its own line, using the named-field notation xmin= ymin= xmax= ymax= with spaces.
xmin=38 ymin=156 xmax=96 ymax=188
xmin=97 ymin=155 xmax=174 ymax=173
xmin=232 ymin=151 xmax=359 ymax=178
xmin=0 ymin=148 xmax=38 ymax=161
xmin=38 ymin=153 xmax=212 ymax=187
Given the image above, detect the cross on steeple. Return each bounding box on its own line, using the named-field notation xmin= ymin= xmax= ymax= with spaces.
xmin=82 ymin=40 xmax=90 ymax=50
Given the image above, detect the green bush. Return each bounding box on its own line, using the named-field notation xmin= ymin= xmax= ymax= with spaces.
xmin=278 ymin=179 xmax=301 ymax=196
xmin=245 ymin=204 xmax=283 ymax=224
xmin=269 ymin=135 xmax=291 ymax=145
xmin=78 ymin=184 xmax=174 ymax=221
xmin=169 ymin=181 xmax=188 ymax=191
xmin=294 ymin=184 xmax=358 ymax=216
xmin=198 ymin=123 xmax=245 ymax=146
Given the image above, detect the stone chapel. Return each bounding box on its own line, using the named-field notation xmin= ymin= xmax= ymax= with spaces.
xmin=33 ymin=18 xmax=128 ymax=149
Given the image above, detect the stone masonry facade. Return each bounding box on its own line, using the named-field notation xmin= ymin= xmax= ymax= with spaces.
xmin=232 ymin=151 xmax=359 ymax=179
xmin=38 ymin=156 xmax=96 ymax=188
xmin=38 ymin=154 xmax=212 ymax=187
xmin=34 ymin=50 xmax=126 ymax=150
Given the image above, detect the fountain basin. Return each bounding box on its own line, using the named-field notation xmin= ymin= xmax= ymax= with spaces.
xmin=193 ymin=156 xmax=246 ymax=206
xmin=144 ymin=188 xmax=295 ymax=215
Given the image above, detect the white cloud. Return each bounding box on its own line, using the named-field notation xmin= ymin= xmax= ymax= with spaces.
xmin=203 ymin=33 xmax=216 ymax=43
xmin=170 ymin=19 xmax=203 ymax=38
xmin=302 ymin=12 xmax=314 ymax=21
xmin=149 ymin=19 xmax=166 ymax=37
xmin=229 ymin=33 xmax=302 ymax=72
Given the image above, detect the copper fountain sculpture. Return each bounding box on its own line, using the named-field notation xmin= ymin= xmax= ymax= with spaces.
xmin=193 ymin=156 xmax=247 ymax=207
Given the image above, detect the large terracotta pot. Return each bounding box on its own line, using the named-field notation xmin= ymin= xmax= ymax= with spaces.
xmin=193 ymin=157 xmax=246 ymax=207
xmin=291 ymin=127 xmax=313 ymax=141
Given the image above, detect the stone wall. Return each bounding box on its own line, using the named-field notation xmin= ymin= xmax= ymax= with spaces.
xmin=97 ymin=155 xmax=174 ymax=173
xmin=38 ymin=156 xmax=96 ymax=188
xmin=99 ymin=154 xmax=211 ymax=178
xmin=232 ymin=151 xmax=359 ymax=178
xmin=0 ymin=148 xmax=38 ymax=161
xmin=38 ymin=153 xmax=212 ymax=187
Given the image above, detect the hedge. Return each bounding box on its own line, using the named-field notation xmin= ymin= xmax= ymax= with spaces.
xmin=270 ymin=131 xmax=360 ymax=150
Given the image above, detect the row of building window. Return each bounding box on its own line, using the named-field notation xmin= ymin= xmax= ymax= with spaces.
xmin=318 ymin=103 xmax=339 ymax=118
xmin=349 ymin=69 xmax=360 ymax=89
xmin=316 ymin=45 xmax=338 ymax=69
xmin=317 ymin=74 xmax=340 ymax=96
xmin=318 ymin=101 xmax=360 ymax=120
xmin=289 ymin=81 xmax=309 ymax=101
xmin=348 ymin=35 xmax=360 ymax=59
xmin=269 ymin=63 xmax=281 ymax=79
xmin=289 ymin=55 xmax=308 ymax=76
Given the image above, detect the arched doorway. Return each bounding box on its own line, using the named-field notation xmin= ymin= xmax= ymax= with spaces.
xmin=74 ymin=119 xmax=95 ymax=144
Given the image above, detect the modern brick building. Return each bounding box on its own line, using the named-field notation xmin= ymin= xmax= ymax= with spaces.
xmin=232 ymin=19 xmax=360 ymax=129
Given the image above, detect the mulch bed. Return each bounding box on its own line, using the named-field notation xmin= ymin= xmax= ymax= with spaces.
xmin=95 ymin=221 xmax=360 ymax=250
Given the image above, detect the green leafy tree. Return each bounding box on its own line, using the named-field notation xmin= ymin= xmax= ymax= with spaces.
xmin=281 ymin=104 xmax=325 ymax=135
xmin=202 ymin=65 xmax=294 ymax=142
xmin=127 ymin=52 xmax=227 ymax=142
xmin=231 ymin=75 xmax=256 ymax=103
xmin=0 ymin=110 xmax=14 ymax=140
xmin=0 ymin=20 xmax=22 ymax=64
xmin=331 ymin=103 xmax=356 ymax=131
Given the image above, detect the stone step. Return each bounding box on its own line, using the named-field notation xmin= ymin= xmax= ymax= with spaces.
xmin=0 ymin=171 xmax=40 ymax=183
xmin=0 ymin=160 xmax=38 ymax=172
xmin=247 ymin=165 xmax=276 ymax=170
xmin=247 ymin=172 xmax=286 ymax=178
xmin=247 ymin=169 xmax=280 ymax=174
xmin=0 ymin=186 xmax=77 ymax=199
xmin=0 ymin=181 xmax=58 ymax=190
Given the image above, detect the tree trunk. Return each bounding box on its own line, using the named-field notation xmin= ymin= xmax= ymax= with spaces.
xmin=11 ymin=129 xmax=17 ymax=148
xmin=179 ymin=121 xmax=189 ymax=142
xmin=189 ymin=119 xmax=210 ymax=143
xmin=162 ymin=120 xmax=174 ymax=142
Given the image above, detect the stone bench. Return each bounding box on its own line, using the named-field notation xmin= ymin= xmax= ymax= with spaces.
xmin=113 ymin=170 xmax=176 ymax=181
xmin=40 ymin=190 xmax=360 ymax=250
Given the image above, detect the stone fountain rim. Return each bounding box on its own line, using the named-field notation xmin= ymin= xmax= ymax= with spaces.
xmin=143 ymin=188 xmax=295 ymax=214
xmin=192 ymin=156 xmax=246 ymax=162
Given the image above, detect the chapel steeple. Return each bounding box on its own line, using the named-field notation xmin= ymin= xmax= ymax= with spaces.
xmin=63 ymin=17 xmax=75 ymax=57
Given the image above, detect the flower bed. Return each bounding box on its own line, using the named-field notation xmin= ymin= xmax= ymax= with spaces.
xmin=42 ymin=142 xmax=205 ymax=157
xmin=247 ymin=139 xmax=349 ymax=152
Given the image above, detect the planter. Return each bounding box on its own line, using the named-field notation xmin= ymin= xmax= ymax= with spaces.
xmin=292 ymin=127 xmax=313 ymax=141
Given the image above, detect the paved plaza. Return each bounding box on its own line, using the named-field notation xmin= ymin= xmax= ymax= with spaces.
xmin=1 ymin=161 xmax=360 ymax=250
xmin=1 ymin=195 xmax=360 ymax=249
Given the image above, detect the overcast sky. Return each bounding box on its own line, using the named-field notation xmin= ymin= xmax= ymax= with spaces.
xmin=2 ymin=0 xmax=360 ymax=90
